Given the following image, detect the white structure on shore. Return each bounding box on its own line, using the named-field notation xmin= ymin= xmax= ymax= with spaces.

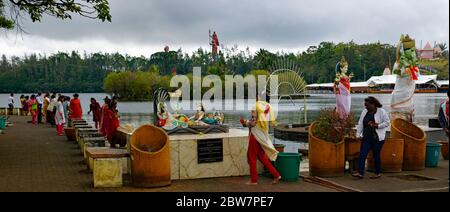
xmin=307 ymin=74 xmax=441 ymax=93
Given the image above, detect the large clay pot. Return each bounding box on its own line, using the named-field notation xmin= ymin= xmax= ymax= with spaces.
xmin=367 ymin=138 xmax=404 ymax=173
xmin=64 ymin=127 xmax=76 ymax=141
xmin=308 ymin=122 xmax=345 ymax=177
xmin=391 ymin=119 xmax=426 ymax=171
xmin=130 ymin=125 xmax=171 ymax=187
xmin=438 ymin=141 xmax=449 ymax=160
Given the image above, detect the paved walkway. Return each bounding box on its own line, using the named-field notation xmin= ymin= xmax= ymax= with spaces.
xmin=0 ymin=116 xmax=334 ymax=192
xmin=1 ymin=116 xmax=448 ymax=192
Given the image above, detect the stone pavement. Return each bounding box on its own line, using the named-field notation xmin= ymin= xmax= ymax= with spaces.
xmin=0 ymin=116 xmax=332 ymax=192
xmin=324 ymin=160 xmax=449 ymax=192
xmin=0 ymin=116 xmax=448 ymax=192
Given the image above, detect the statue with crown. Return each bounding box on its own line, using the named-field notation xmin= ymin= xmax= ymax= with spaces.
xmin=390 ymin=34 xmax=420 ymax=122
xmin=334 ymin=56 xmax=354 ymax=119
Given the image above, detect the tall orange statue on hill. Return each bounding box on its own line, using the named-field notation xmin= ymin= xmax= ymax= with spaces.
xmin=210 ymin=30 xmax=219 ymax=57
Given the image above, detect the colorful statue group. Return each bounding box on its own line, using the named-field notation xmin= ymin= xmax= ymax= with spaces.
xmin=156 ymin=101 xmax=224 ymax=131
xmin=390 ymin=34 xmax=419 ymax=121
xmin=332 ymin=34 xmax=419 ymax=122
xmin=334 ymin=56 xmax=354 ymax=119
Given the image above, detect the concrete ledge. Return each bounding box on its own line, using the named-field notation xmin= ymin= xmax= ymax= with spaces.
xmin=86 ymin=147 xmax=129 ymax=175
xmin=93 ymin=158 xmax=123 ymax=188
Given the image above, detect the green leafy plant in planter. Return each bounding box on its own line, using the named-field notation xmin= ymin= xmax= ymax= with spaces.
xmin=312 ymin=108 xmax=356 ymax=143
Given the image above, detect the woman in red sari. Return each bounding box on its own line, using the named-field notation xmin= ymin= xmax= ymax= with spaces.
xmin=69 ymin=93 xmax=83 ymax=119
xmin=107 ymin=101 xmax=120 ymax=147
xmin=88 ymin=98 xmax=101 ymax=129
xmin=100 ymin=98 xmax=111 ymax=137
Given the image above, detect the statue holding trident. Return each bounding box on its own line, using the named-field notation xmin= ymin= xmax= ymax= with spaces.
xmin=390 ymin=34 xmax=419 ymax=122
xmin=209 ymin=30 xmax=220 ymax=58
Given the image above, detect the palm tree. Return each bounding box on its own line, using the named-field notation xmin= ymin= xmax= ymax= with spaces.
xmin=438 ymin=43 xmax=448 ymax=52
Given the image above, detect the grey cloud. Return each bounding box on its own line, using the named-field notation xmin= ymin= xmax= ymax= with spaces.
xmin=5 ymin=0 xmax=450 ymax=53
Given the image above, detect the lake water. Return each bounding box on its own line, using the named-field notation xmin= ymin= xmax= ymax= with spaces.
xmin=2 ymin=92 xmax=446 ymax=153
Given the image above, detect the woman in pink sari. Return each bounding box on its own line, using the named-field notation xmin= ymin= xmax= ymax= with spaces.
xmin=334 ymin=57 xmax=353 ymax=119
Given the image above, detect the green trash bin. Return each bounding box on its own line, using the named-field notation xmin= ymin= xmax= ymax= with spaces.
xmin=426 ymin=142 xmax=442 ymax=167
xmin=0 ymin=116 xmax=6 ymax=130
xmin=275 ymin=152 xmax=302 ymax=182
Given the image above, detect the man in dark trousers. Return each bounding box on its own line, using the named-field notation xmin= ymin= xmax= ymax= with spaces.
xmin=36 ymin=92 xmax=43 ymax=124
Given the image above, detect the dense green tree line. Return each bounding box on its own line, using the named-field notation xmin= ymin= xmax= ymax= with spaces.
xmin=103 ymin=68 xmax=272 ymax=101
xmin=1 ymin=41 xmax=448 ymax=94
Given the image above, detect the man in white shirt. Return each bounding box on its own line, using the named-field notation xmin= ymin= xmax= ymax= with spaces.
xmin=36 ymin=92 xmax=44 ymax=124
xmin=8 ymin=93 xmax=14 ymax=115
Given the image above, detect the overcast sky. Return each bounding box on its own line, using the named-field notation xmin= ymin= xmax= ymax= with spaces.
xmin=1 ymin=0 xmax=448 ymax=57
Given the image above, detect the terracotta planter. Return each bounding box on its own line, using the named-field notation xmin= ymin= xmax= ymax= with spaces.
xmin=308 ymin=122 xmax=345 ymax=177
xmin=345 ymin=138 xmax=361 ymax=160
xmin=367 ymin=138 xmax=404 ymax=173
xmin=64 ymin=127 xmax=76 ymax=141
xmin=130 ymin=125 xmax=171 ymax=187
xmin=391 ymin=119 xmax=426 ymax=171
xmin=438 ymin=141 xmax=449 ymax=160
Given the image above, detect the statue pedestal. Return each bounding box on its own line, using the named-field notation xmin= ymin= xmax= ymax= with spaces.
xmin=169 ymin=129 xmax=263 ymax=180
xmin=117 ymin=128 xmax=265 ymax=180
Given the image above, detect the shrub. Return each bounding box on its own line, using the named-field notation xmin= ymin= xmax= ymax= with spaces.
xmin=312 ymin=108 xmax=356 ymax=143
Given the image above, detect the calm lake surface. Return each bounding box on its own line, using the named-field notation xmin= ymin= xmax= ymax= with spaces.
xmin=2 ymin=93 xmax=446 ymax=153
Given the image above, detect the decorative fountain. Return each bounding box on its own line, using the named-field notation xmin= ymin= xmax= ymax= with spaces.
xmin=267 ymin=58 xmax=310 ymax=146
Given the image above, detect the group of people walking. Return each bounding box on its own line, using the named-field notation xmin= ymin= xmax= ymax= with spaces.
xmin=17 ymin=93 xmax=82 ymax=135
xmin=10 ymin=93 xmax=121 ymax=145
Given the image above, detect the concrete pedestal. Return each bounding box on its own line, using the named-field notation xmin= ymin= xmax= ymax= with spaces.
xmin=169 ymin=129 xmax=263 ymax=180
